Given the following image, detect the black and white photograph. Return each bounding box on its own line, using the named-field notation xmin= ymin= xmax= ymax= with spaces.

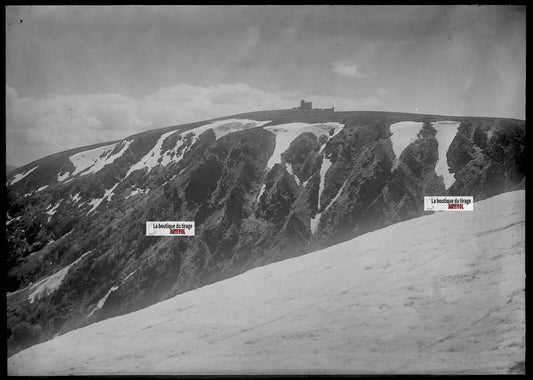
xmin=5 ymin=5 xmax=525 ymax=375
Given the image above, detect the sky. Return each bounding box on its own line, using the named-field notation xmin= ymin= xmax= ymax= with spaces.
xmin=6 ymin=5 xmax=526 ymax=167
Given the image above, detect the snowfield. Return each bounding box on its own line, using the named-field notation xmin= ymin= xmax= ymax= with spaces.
xmin=389 ymin=120 xmax=460 ymax=183
xmin=390 ymin=121 xmax=423 ymax=170
xmin=195 ymin=118 xmax=271 ymax=140
xmin=8 ymin=191 xmax=524 ymax=375
xmin=257 ymin=121 xmax=344 ymax=198
xmin=59 ymin=140 xmax=133 ymax=181
xmin=264 ymin=122 xmax=344 ymax=169
xmin=126 ymin=119 xmax=271 ymax=177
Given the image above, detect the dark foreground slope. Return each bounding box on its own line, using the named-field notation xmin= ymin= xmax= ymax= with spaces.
xmin=8 ymin=190 xmax=525 ymax=375
xmin=6 ymin=109 xmax=525 ymax=355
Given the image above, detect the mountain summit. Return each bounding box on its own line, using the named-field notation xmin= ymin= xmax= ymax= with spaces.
xmin=6 ymin=109 xmax=525 ymax=356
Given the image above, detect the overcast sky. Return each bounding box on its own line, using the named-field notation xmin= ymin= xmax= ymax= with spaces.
xmin=6 ymin=5 xmax=526 ymax=167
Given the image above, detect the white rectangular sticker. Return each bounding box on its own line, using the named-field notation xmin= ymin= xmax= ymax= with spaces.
xmin=146 ymin=221 xmax=195 ymax=236
xmin=424 ymin=196 xmax=474 ymax=211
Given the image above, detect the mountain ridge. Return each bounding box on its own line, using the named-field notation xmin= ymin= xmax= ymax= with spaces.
xmin=6 ymin=108 xmax=525 ymax=356
xmin=8 ymin=109 xmax=525 ymax=175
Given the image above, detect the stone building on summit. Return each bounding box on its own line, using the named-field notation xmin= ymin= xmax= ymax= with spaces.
xmin=297 ymin=100 xmax=334 ymax=111
xmin=300 ymin=99 xmax=312 ymax=109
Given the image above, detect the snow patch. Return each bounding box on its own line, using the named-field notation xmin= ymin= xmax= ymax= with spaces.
xmin=389 ymin=121 xmax=424 ymax=170
xmin=57 ymin=171 xmax=70 ymax=182
xmin=70 ymin=193 xmax=82 ymax=203
xmin=316 ymin=154 xmax=333 ymax=210
xmin=87 ymin=268 xmax=138 ymax=318
xmin=83 ymin=140 xmax=133 ymax=176
xmin=159 ymin=173 xmax=180 ymax=188
xmin=123 ymin=270 xmax=137 ymax=283
xmin=264 ymin=122 xmax=344 ymax=169
xmin=6 ymin=215 xmax=21 ymax=226
xmin=59 ymin=230 xmax=73 ymax=240
xmin=46 ymin=201 xmax=61 ymax=216
xmin=125 ymin=130 xmax=177 ymax=177
xmin=27 ymin=250 xmax=93 ymax=304
xmin=7 ymin=283 xmax=32 ymax=298
xmin=8 ymin=166 xmax=38 ymax=186
xmin=125 ymin=187 xmax=149 ymax=200
xmin=104 ymin=184 xmax=119 ymax=201
xmin=37 ymin=185 xmax=49 ymax=192
xmin=87 ymin=285 xmax=120 ymax=318
xmin=159 ymin=136 xmax=188 ymax=167
xmin=87 ymin=184 xmax=119 ymax=215
xmin=327 ymin=180 xmax=348 ymax=209
xmin=432 ymin=121 xmax=460 ymax=189
xmin=256 ymin=184 xmax=266 ymax=202
xmin=46 ymin=201 xmax=62 ymax=221
xmin=285 ymin=163 xmax=301 ymax=185
xmin=309 ymin=214 xmax=320 ymax=235
xmin=310 ymin=179 xmax=348 ymax=234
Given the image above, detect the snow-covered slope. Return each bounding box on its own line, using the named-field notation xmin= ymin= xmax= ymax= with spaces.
xmin=8 ymin=190 xmax=524 ymax=375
